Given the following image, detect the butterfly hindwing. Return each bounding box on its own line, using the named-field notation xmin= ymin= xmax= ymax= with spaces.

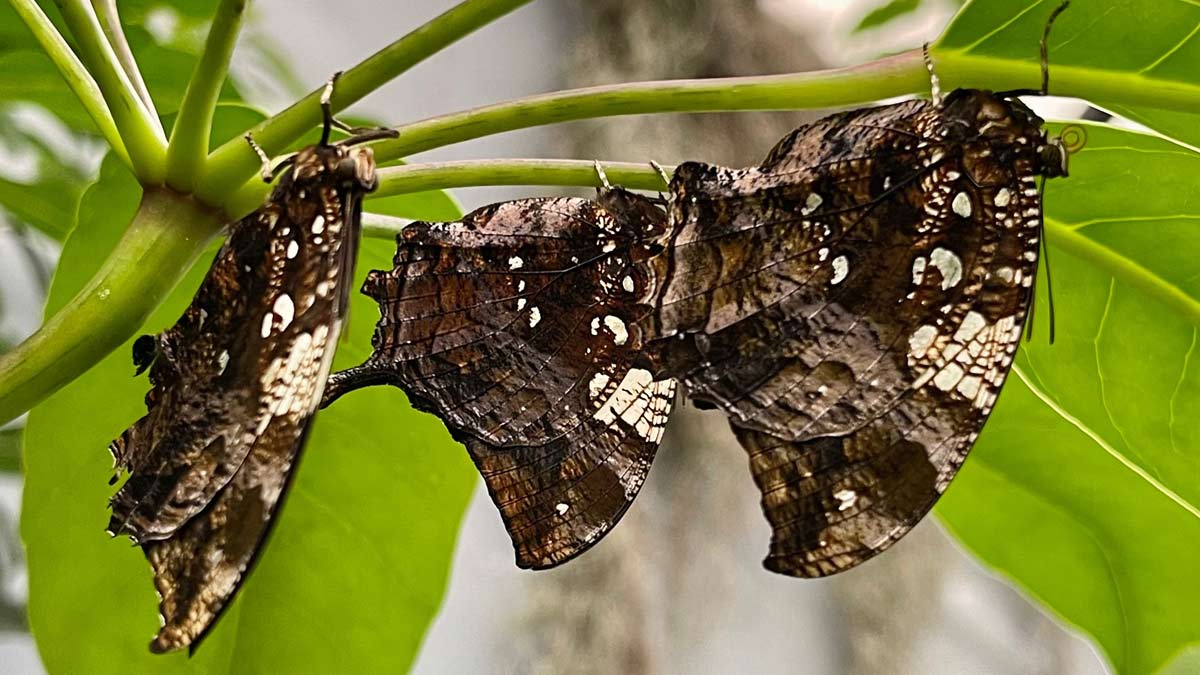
xmin=653 ymin=90 xmax=1060 ymax=576
xmin=108 ymin=142 xmax=376 ymax=652
xmin=325 ymin=189 xmax=677 ymax=568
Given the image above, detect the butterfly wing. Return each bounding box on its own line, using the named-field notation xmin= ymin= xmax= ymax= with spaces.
xmin=109 ymin=145 xmax=372 ymax=652
xmin=652 ymin=91 xmax=1051 ymax=575
xmin=327 ymin=191 xmax=676 ymax=567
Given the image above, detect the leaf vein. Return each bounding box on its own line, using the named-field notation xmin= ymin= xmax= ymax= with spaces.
xmin=1014 ymin=364 xmax=1200 ymax=521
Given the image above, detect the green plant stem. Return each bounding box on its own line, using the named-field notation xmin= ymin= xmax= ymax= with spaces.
xmin=0 ymin=190 xmax=221 ymax=425
xmin=195 ymin=0 xmax=535 ymax=205
xmin=166 ymin=0 xmax=248 ymax=192
xmin=362 ymin=213 xmax=411 ymax=240
xmin=92 ymin=0 xmax=156 ymax=119
xmin=6 ymin=0 xmax=131 ymax=169
xmin=53 ymin=0 xmax=166 ymax=185
xmin=932 ymin=52 xmax=1200 ymax=112
xmin=221 ymin=50 xmax=930 ymax=217
xmin=372 ymin=49 xmax=931 ymax=164
xmin=374 ymin=159 xmax=673 ymax=198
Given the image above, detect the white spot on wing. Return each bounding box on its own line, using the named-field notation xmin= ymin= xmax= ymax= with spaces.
xmin=831 ymin=256 xmax=849 ymax=285
xmin=834 ymin=489 xmax=857 ymax=512
xmin=603 ymin=315 xmax=628 ymax=345
xmin=954 ymin=311 xmax=987 ymax=343
xmin=952 ymin=192 xmax=972 ymax=218
xmin=588 ymin=372 xmax=610 ymax=400
xmin=517 ymin=298 xmax=527 ymax=311
xmin=994 ymin=187 xmax=1012 ymax=207
xmin=930 ymin=247 xmax=963 ymax=289
xmin=311 ymin=215 xmax=325 ymax=234
xmin=260 ymin=313 xmax=273 ymax=338
xmin=592 ymin=368 xmax=654 ymax=427
xmin=622 ymin=275 xmax=635 ymax=293
xmin=286 ymin=240 xmax=299 ymax=259
xmin=909 ymin=325 xmax=937 ymax=356
xmin=273 ymin=294 xmax=295 ymax=330
xmin=508 ymin=256 xmax=524 ymax=270
xmin=912 ymin=256 xmax=927 ymax=285
xmin=217 ymin=350 xmax=229 ymax=375
xmin=555 ymin=503 xmax=570 ymax=515
xmin=802 ymin=193 xmax=823 ymax=215
xmin=933 ymin=363 xmax=965 ymax=391
xmin=528 ymin=306 xmax=541 ymax=328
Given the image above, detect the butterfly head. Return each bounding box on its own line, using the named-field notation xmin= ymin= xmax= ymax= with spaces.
xmin=289 ymin=143 xmax=379 ymax=193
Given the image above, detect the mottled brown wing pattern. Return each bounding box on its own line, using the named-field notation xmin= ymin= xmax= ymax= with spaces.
xmin=324 ymin=188 xmax=676 ymax=568
xmin=108 ymin=142 xmax=377 ymax=652
xmin=650 ymin=90 xmax=1063 ymax=576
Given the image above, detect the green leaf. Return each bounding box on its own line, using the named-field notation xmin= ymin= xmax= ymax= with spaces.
xmin=22 ymin=106 xmax=474 ymax=672
xmin=936 ymin=0 xmax=1200 ymax=147
xmin=853 ymin=0 xmax=922 ymax=33
xmin=937 ymin=123 xmax=1200 ymax=674
xmin=0 ymin=116 xmax=90 ymax=240
xmin=0 ymin=427 xmax=20 ymax=473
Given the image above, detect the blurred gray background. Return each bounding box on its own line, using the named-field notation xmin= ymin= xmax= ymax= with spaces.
xmin=0 ymin=1 xmax=1108 ymax=672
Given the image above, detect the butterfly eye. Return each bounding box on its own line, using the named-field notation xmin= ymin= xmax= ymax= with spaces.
xmin=336 ymin=156 xmax=360 ymax=184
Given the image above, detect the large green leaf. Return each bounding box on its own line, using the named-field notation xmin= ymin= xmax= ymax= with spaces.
xmin=22 ymin=107 xmax=475 ymax=673
xmin=936 ymin=123 xmax=1200 ymax=674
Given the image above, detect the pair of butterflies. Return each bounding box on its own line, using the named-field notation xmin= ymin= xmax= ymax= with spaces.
xmin=107 ymin=84 xmax=1067 ymax=652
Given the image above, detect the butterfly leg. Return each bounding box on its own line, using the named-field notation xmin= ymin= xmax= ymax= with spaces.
xmin=921 ymin=44 xmax=943 ymax=107
xmin=321 ymin=363 xmax=399 ymax=408
xmin=244 ymin=133 xmax=295 ymax=183
xmin=593 ymin=160 xmax=612 ymax=189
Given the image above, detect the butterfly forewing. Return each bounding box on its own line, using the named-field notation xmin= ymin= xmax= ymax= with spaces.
xmin=326 ymin=189 xmax=676 ymax=568
xmin=108 ymin=142 xmax=376 ymax=652
xmin=652 ymin=90 xmax=1056 ymax=576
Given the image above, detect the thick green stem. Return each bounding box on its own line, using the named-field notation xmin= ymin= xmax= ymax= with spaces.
xmin=372 ymin=49 xmax=930 ymax=164
xmin=166 ymin=0 xmax=248 ymax=192
xmin=0 ymin=190 xmax=221 ymax=425
xmin=195 ymin=0 xmax=535 ymax=205
xmin=6 ymin=0 xmax=131 ymax=169
xmin=92 ymin=0 xmax=157 ymax=119
xmin=220 ymin=51 xmax=930 ymax=217
xmin=362 ymin=213 xmax=411 ymax=240
xmin=373 ymin=159 xmax=672 ymax=198
xmin=54 ymin=0 xmax=166 ymax=185
xmin=932 ymin=51 xmax=1200 ymax=112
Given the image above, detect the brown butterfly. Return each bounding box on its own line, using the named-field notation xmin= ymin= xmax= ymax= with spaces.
xmin=649 ymin=87 xmax=1067 ymax=576
xmin=107 ymin=77 xmax=389 ymax=653
xmin=325 ymin=4 xmax=1072 ymax=578
xmin=322 ymin=184 xmax=677 ymax=569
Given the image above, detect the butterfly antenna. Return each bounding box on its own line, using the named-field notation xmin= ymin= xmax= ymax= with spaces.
xmin=1041 ymin=1 xmax=1069 ymax=95
xmin=922 ymin=44 xmax=943 ymax=106
xmin=1039 ymin=176 xmax=1057 ymax=344
xmin=319 ymin=72 xmax=341 ymax=146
